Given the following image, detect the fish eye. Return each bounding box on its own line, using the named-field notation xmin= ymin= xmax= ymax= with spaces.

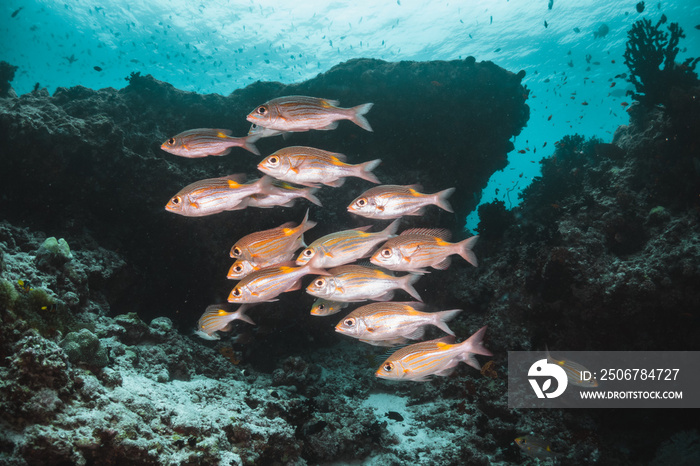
xmin=343 ymin=318 xmax=355 ymax=327
xmin=232 ymin=247 xmax=242 ymax=257
xmin=356 ymin=198 xmax=367 ymax=207
xmin=251 ymin=124 xmax=258 ymax=129
xmin=318 ymin=304 xmax=325 ymax=310
xmin=315 ymin=279 xmax=325 ymax=287
xmin=380 ymin=248 xmax=392 ymax=258
xmin=234 ymin=265 xmax=243 ymax=273
xmin=303 ymin=249 xmax=314 ymax=257
xmin=171 ymin=196 xmax=181 ymax=205
xmin=167 ymin=137 xmax=175 ymax=145
xmin=232 ymin=288 xmax=241 ymax=297
xmin=257 ymin=106 xmax=267 ymax=115
xmin=383 ymin=363 xmax=394 ymax=372
xmin=268 ymin=156 xmax=279 ymax=166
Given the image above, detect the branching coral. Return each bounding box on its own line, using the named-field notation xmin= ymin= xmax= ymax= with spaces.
xmin=624 ymin=18 xmax=700 ymax=106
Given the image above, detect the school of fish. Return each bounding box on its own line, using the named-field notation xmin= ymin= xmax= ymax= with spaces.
xmin=163 ymin=95 xmax=490 ymax=382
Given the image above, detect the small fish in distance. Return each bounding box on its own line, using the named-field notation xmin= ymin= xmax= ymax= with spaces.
xmin=165 ymin=175 xmax=273 ymax=217
xmin=370 ymin=229 xmax=478 ymax=272
xmin=310 ymin=298 xmax=349 ymax=316
xmin=258 ymin=146 xmax=381 ymax=188
xmin=348 ymin=185 xmax=455 ymax=219
xmin=247 ymin=95 xmax=374 ymax=132
xmin=515 ymin=436 xmax=558 ymax=459
xmin=197 ymin=304 xmax=255 ymax=337
xmin=375 ymin=326 xmax=492 ymax=382
xmin=161 ymin=128 xmax=260 ymax=157
xmin=335 ymin=302 xmax=462 ymax=346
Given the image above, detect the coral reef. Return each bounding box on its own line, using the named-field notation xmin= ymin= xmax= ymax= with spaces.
xmin=624 ymin=18 xmax=700 ymax=107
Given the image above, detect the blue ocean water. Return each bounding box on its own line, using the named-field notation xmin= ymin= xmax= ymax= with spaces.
xmin=3 ymin=0 xmax=699 ymax=229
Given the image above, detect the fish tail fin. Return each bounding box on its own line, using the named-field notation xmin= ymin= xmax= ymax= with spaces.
xmin=381 ymin=218 xmax=401 ymax=237
xmin=349 ymin=102 xmax=374 ymax=131
xmin=435 ymin=187 xmax=456 ymax=213
xmin=299 ymin=208 xmax=318 ymax=233
xmin=456 ymin=235 xmax=479 ymax=267
xmin=433 ymin=309 xmax=463 ymax=335
xmin=255 ymin=175 xmax=276 ymax=196
xmin=243 ymin=135 xmax=260 ymax=155
xmin=401 ymin=273 xmax=423 ymax=302
xmin=458 ymin=326 xmax=492 ymax=369
xmin=233 ymin=305 xmax=255 ymax=326
xmin=305 ymin=188 xmax=323 ymax=207
xmin=356 ymin=158 xmax=381 ymax=183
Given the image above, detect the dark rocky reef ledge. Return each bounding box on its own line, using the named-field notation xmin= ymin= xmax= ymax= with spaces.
xmin=0 ymin=57 xmax=528 ymax=321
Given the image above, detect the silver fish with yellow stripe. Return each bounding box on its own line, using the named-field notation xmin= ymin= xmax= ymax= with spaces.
xmin=228 ymin=262 xmax=328 ymax=303
xmin=370 ymin=228 xmax=478 ymax=272
xmin=227 ymin=251 xmax=296 ymax=280
xmin=546 ymin=346 xmax=599 ymax=388
xmin=161 ymin=128 xmax=260 ymax=157
xmin=310 ymin=298 xmax=349 ymax=316
xmin=246 ymin=95 xmax=374 ymax=132
xmin=296 ymin=219 xmax=400 ymax=268
xmin=230 ymin=209 xmax=315 ymax=262
xmin=165 ymin=175 xmax=273 ymax=217
xmin=375 ymin=326 xmax=492 ymax=382
xmin=335 ymin=302 xmax=462 ymax=346
xmin=348 ymin=184 xmax=455 ymax=219
xmin=305 ymin=264 xmax=422 ymax=303
xmin=246 ymin=179 xmax=322 ymax=209
xmin=258 ymin=146 xmax=381 ymax=188
xmin=197 ymin=304 xmax=255 ymax=337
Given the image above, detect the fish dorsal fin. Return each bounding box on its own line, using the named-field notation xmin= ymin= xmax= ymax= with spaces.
xmin=224 ymin=174 xmax=248 ymax=187
xmin=434 ymin=335 xmax=456 ymax=346
xmin=351 ymin=225 xmax=373 ymax=232
xmin=329 ymin=152 xmax=347 ymax=162
xmin=400 ymin=228 xmax=452 ymax=241
xmin=214 ymin=129 xmax=233 ymax=137
xmin=321 ymin=99 xmax=340 ymax=108
xmin=404 ymin=184 xmax=424 ymax=193
xmin=392 ymin=301 xmax=427 ymax=311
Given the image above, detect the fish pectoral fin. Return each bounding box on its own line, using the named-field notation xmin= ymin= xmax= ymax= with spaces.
xmin=287 ymin=279 xmax=303 ymax=292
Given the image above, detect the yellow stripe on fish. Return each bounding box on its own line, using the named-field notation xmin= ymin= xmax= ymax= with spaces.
xmin=370 ymin=228 xmax=479 ymax=272
xmin=546 ymin=346 xmax=599 ymax=388
xmin=228 ymin=263 xmax=328 ymax=304
xmin=335 ymin=302 xmax=462 ymax=344
xmin=375 ymin=326 xmax=492 ymax=382
xmin=347 ymin=184 xmax=455 ymax=219
xmin=165 ymin=175 xmax=273 ymax=217
xmin=160 ymin=128 xmax=260 ymax=157
xmin=305 ymin=264 xmax=422 ymax=302
xmin=230 ymin=209 xmax=315 ymax=262
xmin=197 ymin=304 xmax=255 ymax=336
xmin=257 ymin=146 xmax=381 ymax=188
xmin=296 ymin=219 xmax=400 ymax=268
xmin=246 ymin=95 xmax=374 ymax=132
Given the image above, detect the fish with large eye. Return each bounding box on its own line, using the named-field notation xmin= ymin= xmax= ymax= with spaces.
xmin=348 ymin=184 xmax=455 ymax=219
xmin=295 ymin=219 xmax=400 ymax=268
xmin=165 ymin=174 xmax=274 ymax=217
xmin=370 ymin=228 xmax=479 ymax=272
xmin=228 ymin=263 xmax=329 ymax=304
xmin=305 ymin=264 xmax=423 ymax=303
xmin=257 ymin=146 xmax=381 ymax=188
xmin=310 ymin=298 xmax=349 ymax=316
xmin=160 ymin=128 xmax=260 ymax=157
xmin=375 ymin=326 xmax=492 ymax=382
xmin=246 ymin=95 xmax=374 ymax=132
xmin=228 ymin=209 xmax=316 ymax=262
xmin=334 ymin=301 xmax=462 ymax=346
xmin=196 ymin=304 xmax=255 ymax=339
